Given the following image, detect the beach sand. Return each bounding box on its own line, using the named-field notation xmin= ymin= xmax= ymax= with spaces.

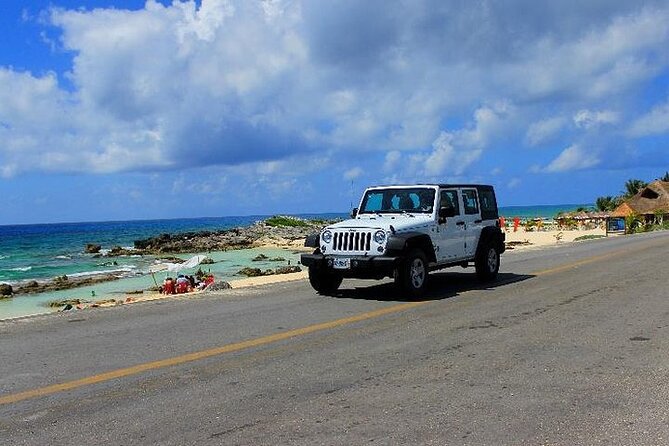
xmin=504 ymin=227 xmax=607 ymax=250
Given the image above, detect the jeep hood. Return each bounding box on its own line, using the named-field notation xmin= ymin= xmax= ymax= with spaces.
xmin=326 ymin=214 xmax=433 ymax=233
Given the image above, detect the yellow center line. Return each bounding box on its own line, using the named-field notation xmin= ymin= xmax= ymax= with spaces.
xmin=532 ymin=251 xmax=618 ymax=276
xmin=0 ymin=301 xmax=426 ymax=406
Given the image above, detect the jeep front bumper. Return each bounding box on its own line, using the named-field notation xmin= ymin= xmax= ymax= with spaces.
xmin=300 ymin=253 xmax=400 ymax=278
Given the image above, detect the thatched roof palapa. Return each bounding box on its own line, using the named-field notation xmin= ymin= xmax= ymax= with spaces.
xmin=610 ymin=180 xmax=669 ymax=217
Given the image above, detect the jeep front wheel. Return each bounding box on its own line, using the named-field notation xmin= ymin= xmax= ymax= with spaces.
xmin=396 ymin=248 xmax=428 ymax=299
xmin=475 ymin=242 xmax=500 ymax=281
xmin=308 ymin=266 xmax=343 ymax=295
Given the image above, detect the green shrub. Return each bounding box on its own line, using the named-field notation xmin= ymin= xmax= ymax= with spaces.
xmin=264 ymin=216 xmax=310 ymax=228
xmin=574 ymin=235 xmax=606 ymax=241
xmin=625 ymin=213 xmax=642 ymax=234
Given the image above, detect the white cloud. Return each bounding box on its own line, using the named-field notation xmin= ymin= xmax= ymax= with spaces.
xmin=507 ymin=178 xmax=521 ymax=189
xmin=0 ymin=0 xmax=668 ymax=181
xmin=455 ymin=101 xmax=514 ymax=149
xmin=423 ymin=131 xmax=482 ymax=177
xmin=525 ymin=116 xmax=566 ymax=146
xmin=383 ymin=150 xmax=401 ymax=172
xmin=573 ymin=109 xmax=620 ymax=129
xmin=343 ymin=167 xmax=363 ymax=181
xmin=628 ymin=98 xmax=669 ymax=136
xmin=544 ymin=144 xmax=600 ymax=172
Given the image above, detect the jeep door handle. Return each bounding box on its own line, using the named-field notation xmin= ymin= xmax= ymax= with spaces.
xmin=455 ymin=221 xmax=465 ymax=226
xmin=474 ymin=219 xmax=482 ymax=224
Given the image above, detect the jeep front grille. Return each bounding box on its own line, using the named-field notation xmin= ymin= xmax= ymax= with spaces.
xmin=333 ymin=231 xmax=372 ymax=252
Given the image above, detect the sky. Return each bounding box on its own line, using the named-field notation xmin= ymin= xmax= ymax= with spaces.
xmin=1 ymin=0 xmax=669 ymax=225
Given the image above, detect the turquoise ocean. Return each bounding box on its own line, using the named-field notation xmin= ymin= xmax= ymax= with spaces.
xmin=0 ymin=205 xmax=588 ymax=319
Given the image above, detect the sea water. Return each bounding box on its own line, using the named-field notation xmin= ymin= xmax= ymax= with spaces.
xmin=0 ymin=206 xmax=588 ymax=320
xmin=0 ymin=214 xmax=343 ymax=319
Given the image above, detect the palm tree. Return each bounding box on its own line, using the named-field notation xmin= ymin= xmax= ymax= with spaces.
xmin=595 ymin=196 xmax=620 ymax=211
xmin=623 ymin=179 xmax=647 ymax=198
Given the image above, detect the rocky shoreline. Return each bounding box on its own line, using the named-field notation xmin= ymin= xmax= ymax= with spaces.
xmin=129 ymin=218 xmax=328 ymax=254
xmin=1 ymin=217 xmax=333 ymax=299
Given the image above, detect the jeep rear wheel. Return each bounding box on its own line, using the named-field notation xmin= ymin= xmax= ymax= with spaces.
xmin=308 ymin=266 xmax=343 ymax=295
xmin=396 ymin=248 xmax=428 ymax=299
xmin=475 ymin=242 xmax=499 ymax=281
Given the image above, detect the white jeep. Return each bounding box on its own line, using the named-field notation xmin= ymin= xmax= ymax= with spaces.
xmin=301 ymin=184 xmax=505 ymax=298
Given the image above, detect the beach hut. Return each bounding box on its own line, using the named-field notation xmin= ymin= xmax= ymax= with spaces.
xmin=609 ymin=180 xmax=669 ymax=232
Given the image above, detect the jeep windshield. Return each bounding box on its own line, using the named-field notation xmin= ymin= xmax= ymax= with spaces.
xmin=359 ymin=188 xmax=436 ymax=214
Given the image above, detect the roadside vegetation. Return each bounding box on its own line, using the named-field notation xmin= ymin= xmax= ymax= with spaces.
xmin=593 ymin=172 xmax=669 ymax=235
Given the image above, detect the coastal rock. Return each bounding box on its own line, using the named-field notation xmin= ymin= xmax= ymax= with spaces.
xmin=252 ymin=254 xmax=269 ymax=262
xmin=200 ymin=257 xmax=215 ymax=265
xmin=23 ymin=280 xmax=39 ymax=290
xmin=0 ymin=283 xmax=12 ymax=298
xmin=130 ymin=217 xmax=337 ymax=254
xmin=274 ymin=266 xmax=302 ymax=275
xmin=47 ymin=298 xmax=85 ymax=308
xmin=85 ymin=243 xmax=102 ymax=254
xmin=15 ymin=274 xmax=119 ymax=295
xmin=157 ymin=256 xmax=184 ymax=264
xmin=108 ymin=246 xmax=137 ymax=256
xmin=205 ymin=281 xmax=232 ymax=292
xmin=237 ymin=267 xmax=265 ymax=277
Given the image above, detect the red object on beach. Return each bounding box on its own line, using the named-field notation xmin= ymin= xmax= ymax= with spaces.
xmin=163 ymin=279 xmax=175 ymax=295
xmin=499 ymin=216 xmax=506 ymax=231
xmin=176 ymin=281 xmax=189 ymax=294
xmin=513 ymin=217 xmax=520 ymax=232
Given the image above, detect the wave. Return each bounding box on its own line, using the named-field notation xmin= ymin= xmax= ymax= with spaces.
xmin=67 ymin=265 xmax=140 ymax=279
xmin=54 ymin=255 xmax=72 ymax=260
xmin=0 ymin=255 xmax=8 ymax=260
xmin=9 ymin=266 xmax=32 ymax=272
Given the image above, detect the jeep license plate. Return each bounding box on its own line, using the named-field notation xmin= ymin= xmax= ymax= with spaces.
xmin=333 ymin=258 xmax=351 ymax=269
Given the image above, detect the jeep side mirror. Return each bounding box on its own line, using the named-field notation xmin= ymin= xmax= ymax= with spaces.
xmin=439 ymin=206 xmax=456 ymax=221
xmin=351 ymin=208 xmax=358 ymax=218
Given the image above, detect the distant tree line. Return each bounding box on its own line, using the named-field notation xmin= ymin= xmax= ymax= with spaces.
xmin=595 ymin=172 xmax=669 ymax=212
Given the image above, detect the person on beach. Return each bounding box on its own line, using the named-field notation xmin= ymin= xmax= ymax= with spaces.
xmin=499 ymin=216 xmax=506 ymax=232
xmin=513 ymin=217 xmax=520 ymax=232
xmin=176 ymin=275 xmax=190 ymax=293
xmin=163 ymin=277 xmax=175 ymax=295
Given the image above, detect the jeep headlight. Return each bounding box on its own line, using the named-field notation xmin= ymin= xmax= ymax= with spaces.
xmin=373 ymin=230 xmax=387 ymax=244
xmin=321 ymin=230 xmax=333 ymax=244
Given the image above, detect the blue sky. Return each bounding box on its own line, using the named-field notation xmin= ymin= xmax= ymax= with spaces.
xmin=1 ymin=0 xmax=669 ymax=225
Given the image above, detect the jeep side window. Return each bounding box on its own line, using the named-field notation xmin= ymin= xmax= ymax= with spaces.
xmin=440 ymin=190 xmax=460 ymax=215
xmin=462 ymin=189 xmax=479 ymax=215
xmin=478 ymin=187 xmax=498 ymax=220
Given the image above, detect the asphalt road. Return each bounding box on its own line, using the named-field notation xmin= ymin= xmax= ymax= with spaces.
xmin=1 ymin=231 xmax=668 ymax=445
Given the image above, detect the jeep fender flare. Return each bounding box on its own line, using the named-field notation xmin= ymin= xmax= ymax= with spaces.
xmin=386 ymin=232 xmax=437 ymax=263
xmin=475 ymin=226 xmax=505 ymax=256
xmin=304 ymin=233 xmax=320 ymax=248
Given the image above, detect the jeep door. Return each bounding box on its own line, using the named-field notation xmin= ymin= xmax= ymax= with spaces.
xmin=435 ymin=189 xmax=466 ymax=262
xmin=461 ymin=188 xmax=483 ymax=257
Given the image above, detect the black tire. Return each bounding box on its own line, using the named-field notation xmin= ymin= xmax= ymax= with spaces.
xmin=308 ymin=266 xmax=343 ymax=295
xmin=395 ymin=248 xmax=428 ymax=299
xmin=475 ymin=240 xmax=500 ymax=281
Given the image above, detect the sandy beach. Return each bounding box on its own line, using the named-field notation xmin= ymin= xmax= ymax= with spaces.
xmin=503 ymin=227 xmax=608 ymax=251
